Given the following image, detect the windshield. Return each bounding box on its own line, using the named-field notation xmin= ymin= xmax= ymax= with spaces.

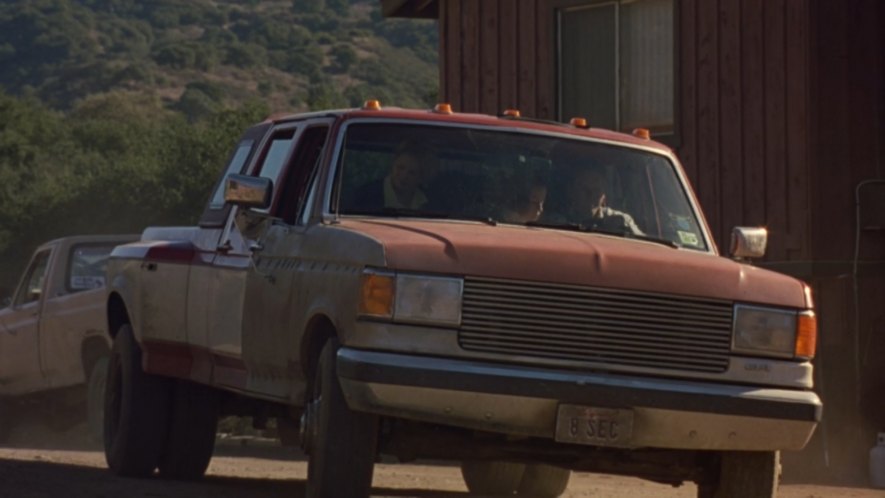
xmin=333 ymin=123 xmax=707 ymax=251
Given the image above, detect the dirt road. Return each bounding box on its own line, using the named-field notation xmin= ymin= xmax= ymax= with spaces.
xmin=0 ymin=424 xmax=882 ymax=498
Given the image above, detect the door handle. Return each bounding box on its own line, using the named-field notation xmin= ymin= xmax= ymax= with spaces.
xmin=140 ymin=262 xmax=158 ymax=271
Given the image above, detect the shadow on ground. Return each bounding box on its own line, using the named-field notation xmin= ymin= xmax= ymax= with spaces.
xmin=0 ymin=456 xmax=472 ymax=498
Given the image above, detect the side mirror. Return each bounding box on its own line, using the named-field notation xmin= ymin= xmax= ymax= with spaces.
xmin=225 ymin=174 xmax=273 ymax=209
xmin=730 ymin=227 xmax=767 ymax=259
xmin=234 ymin=209 xmax=274 ymax=244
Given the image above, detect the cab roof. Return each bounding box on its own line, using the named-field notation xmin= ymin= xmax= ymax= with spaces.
xmin=262 ymin=105 xmax=673 ymax=154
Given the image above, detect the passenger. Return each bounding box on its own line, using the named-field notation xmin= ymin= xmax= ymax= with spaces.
xmin=502 ymin=178 xmax=547 ymax=224
xmin=554 ymin=166 xmax=644 ymax=235
xmin=354 ymin=142 xmax=435 ymax=211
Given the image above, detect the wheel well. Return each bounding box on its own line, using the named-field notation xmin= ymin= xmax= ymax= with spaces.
xmin=81 ymin=336 xmax=111 ymax=378
xmin=300 ymin=315 xmax=337 ymax=382
xmin=107 ymin=292 xmax=130 ymax=340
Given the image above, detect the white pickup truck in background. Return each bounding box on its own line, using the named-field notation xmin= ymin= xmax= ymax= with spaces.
xmin=0 ymin=235 xmax=136 ymax=442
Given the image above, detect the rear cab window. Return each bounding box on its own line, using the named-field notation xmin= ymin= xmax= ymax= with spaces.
xmin=67 ymin=243 xmax=120 ymax=293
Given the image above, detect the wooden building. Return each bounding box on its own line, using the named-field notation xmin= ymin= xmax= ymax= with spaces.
xmin=382 ymin=0 xmax=885 ymax=482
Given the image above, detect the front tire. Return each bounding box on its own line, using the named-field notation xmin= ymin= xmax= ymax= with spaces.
xmin=305 ymin=340 xmax=378 ymax=498
xmin=698 ymin=451 xmax=779 ymax=498
xmin=0 ymin=398 xmax=14 ymax=444
xmin=103 ymin=324 xmax=172 ymax=477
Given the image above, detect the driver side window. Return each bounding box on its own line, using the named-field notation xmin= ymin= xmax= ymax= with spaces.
xmin=14 ymin=250 xmax=51 ymax=307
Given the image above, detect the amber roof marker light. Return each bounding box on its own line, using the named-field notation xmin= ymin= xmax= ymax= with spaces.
xmin=632 ymin=128 xmax=651 ymax=140
xmin=433 ymin=103 xmax=453 ymax=114
xmin=569 ymin=117 xmax=589 ymax=129
xmin=502 ymin=109 xmax=521 ymax=118
xmin=362 ymin=99 xmax=382 ymax=111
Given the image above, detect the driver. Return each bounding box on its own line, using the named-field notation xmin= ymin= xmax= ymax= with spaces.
xmin=556 ymin=166 xmax=644 ymax=235
xmin=353 ymin=142 xmax=433 ymax=211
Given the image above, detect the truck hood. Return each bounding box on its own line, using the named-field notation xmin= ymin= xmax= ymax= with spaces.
xmin=337 ymin=219 xmax=808 ymax=308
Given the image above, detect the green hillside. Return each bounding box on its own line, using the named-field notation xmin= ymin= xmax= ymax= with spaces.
xmin=0 ymin=0 xmax=438 ymax=113
xmin=0 ymin=0 xmax=438 ymax=290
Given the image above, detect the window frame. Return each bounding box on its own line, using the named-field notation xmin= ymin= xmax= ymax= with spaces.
xmin=552 ymin=0 xmax=681 ymax=148
xmin=274 ymin=122 xmax=332 ymax=226
xmin=322 ymin=117 xmax=714 ymax=254
xmin=64 ymin=242 xmax=119 ymax=294
xmin=13 ymin=249 xmax=52 ymax=308
xmin=199 ymin=122 xmax=273 ymax=228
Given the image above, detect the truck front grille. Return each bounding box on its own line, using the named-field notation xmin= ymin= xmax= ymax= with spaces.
xmin=459 ymin=277 xmax=733 ymax=373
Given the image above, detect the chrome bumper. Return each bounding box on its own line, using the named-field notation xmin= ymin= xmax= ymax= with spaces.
xmin=336 ymin=348 xmax=821 ymax=451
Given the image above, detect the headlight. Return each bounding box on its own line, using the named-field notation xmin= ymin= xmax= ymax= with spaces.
xmin=358 ymin=269 xmax=463 ymax=327
xmin=394 ymin=274 xmax=463 ymax=326
xmin=732 ymin=305 xmax=817 ymax=359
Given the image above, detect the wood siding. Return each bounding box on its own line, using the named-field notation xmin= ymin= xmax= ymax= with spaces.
xmin=440 ymin=0 xmax=870 ymax=264
xmin=811 ymin=0 xmax=885 ymax=263
xmin=439 ymin=0 xmax=884 ymax=265
xmin=435 ymin=0 xmax=884 ymax=479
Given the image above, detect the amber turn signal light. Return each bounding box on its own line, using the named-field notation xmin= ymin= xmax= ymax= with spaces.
xmin=363 ymin=99 xmax=382 ymax=111
xmin=795 ymin=311 xmax=817 ymax=359
xmin=433 ymin=103 xmax=453 ymax=114
xmin=359 ymin=272 xmax=394 ymax=317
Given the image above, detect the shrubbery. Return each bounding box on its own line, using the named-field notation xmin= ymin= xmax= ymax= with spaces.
xmin=0 ymin=0 xmax=439 ymax=289
xmin=0 ymin=90 xmax=268 ymax=289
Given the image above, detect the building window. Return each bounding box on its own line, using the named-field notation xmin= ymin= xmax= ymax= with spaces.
xmin=557 ymin=0 xmax=675 ymax=136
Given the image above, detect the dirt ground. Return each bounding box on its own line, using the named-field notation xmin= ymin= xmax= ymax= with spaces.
xmin=0 ymin=422 xmax=882 ymax=498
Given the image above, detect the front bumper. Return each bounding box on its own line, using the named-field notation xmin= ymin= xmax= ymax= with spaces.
xmin=337 ymin=348 xmax=821 ymax=451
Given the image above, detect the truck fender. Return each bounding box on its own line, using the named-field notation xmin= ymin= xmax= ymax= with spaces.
xmin=299 ymin=309 xmax=339 ymax=381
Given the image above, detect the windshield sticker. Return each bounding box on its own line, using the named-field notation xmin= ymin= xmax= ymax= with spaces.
xmin=672 ymin=215 xmax=693 ymax=231
xmin=677 ymin=231 xmax=700 ymax=247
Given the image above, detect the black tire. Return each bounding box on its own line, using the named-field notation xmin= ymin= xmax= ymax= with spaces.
xmin=460 ymin=460 xmax=526 ymax=495
xmin=87 ymin=356 xmax=109 ymax=442
xmin=276 ymin=416 xmax=300 ymax=447
xmin=157 ymin=380 xmax=220 ymax=480
xmin=0 ymin=398 xmax=14 ymax=444
xmin=518 ymin=464 xmax=571 ymax=497
xmin=305 ymin=340 xmax=378 ymax=498
xmin=699 ymin=451 xmax=779 ymax=498
xmin=103 ymin=324 xmax=172 ymax=477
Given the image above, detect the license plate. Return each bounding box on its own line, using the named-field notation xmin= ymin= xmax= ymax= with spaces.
xmin=554 ymin=405 xmax=634 ymax=447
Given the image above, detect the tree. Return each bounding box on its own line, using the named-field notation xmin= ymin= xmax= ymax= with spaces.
xmin=330 ymin=43 xmax=356 ymax=72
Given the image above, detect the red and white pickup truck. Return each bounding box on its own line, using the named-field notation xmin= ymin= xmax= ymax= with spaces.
xmin=0 ymin=235 xmax=136 ymax=441
xmin=103 ymin=103 xmax=821 ymax=498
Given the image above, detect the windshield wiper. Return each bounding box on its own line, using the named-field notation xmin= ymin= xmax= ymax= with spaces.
xmin=595 ymin=228 xmax=680 ymax=248
xmin=525 ymin=220 xmax=587 ymax=231
xmin=348 ymin=208 xmax=497 ymax=226
xmin=525 ymin=221 xmax=679 ymax=248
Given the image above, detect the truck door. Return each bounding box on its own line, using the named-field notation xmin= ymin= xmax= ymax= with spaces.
xmin=38 ymin=241 xmax=119 ymax=389
xmin=0 ymin=249 xmax=52 ymax=395
xmin=186 ymin=123 xmax=268 ymax=385
xmin=207 ymin=121 xmax=305 ymax=393
xmin=240 ymin=122 xmax=332 ymax=401
xmin=213 ymin=119 xmax=331 ymax=400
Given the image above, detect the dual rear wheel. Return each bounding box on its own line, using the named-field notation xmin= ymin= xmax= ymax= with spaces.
xmin=103 ymin=324 xmax=219 ymax=479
